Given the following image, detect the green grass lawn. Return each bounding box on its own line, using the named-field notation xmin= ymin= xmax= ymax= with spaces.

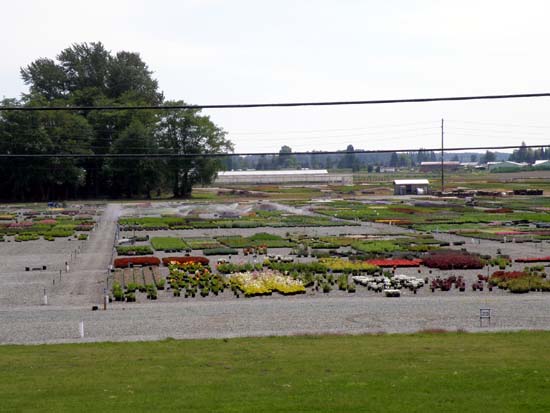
xmin=2 ymin=331 xmax=550 ymax=412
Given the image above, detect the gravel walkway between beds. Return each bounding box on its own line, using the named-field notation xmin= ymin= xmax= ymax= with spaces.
xmin=2 ymin=293 xmax=550 ymax=345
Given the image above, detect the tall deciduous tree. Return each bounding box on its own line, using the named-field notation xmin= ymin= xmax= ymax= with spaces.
xmin=156 ymin=103 xmax=233 ymax=197
xmin=0 ymin=42 xmax=231 ymax=200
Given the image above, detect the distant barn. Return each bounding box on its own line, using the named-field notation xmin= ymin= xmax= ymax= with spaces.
xmin=215 ymin=169 xmax=353 ymax=185
xmin=393 ymin=179 xmax=430 ymax=195
xmin=419 ymin=161 xmax=460 ymax=172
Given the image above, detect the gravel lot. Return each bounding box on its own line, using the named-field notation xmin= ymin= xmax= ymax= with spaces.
xmin=1 ymin=201 xmax=550 ymax=345
xmin=2 ymin=294 xmax=550 ymax=345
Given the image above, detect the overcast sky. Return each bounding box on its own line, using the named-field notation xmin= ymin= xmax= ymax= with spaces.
xmin=2 ymin=0 xmax=550 ymax=153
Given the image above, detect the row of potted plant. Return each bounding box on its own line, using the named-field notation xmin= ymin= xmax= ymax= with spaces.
xmin=365 ymin=258 xmax=422 ymax=268
xmin=113 ymin=256 xmax=161 ymax=268
xmin=162 ymin=256 xmax=210 ymax=266
xmin=515 ymin=256 xmax=550 ymax=263
xmin=422 ymin=250 xmax=484 ymax=270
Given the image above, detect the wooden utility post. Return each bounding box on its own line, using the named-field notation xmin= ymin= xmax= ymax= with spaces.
xmin=441 ymin=118 xmax=445 ymax=193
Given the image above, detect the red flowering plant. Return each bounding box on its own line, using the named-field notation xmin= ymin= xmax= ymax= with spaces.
xmin=8 ymin=222 xmax=33 ymax=228
xmin=113 ymin=256 xmax=161 ymax=268
xmin=422 ymin=250 xmax=484 ymax=270
xmin=515 ymin=256 xmax=550 ymax=263
xmin=37 ymin=219 xmax=57 ymax=225
xmin=366 ymin=258 xmax=422 ymax=268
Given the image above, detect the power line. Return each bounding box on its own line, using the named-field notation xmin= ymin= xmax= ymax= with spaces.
xmin=1 ymin=92 xmax=550 ymax=111
xmin=232 ymin=121 xmax=436 ymax=135
xmin=0 ymin=144 xmax=546 ymax=159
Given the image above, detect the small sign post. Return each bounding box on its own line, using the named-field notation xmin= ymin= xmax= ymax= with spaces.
xmin=480 ymin=308 xmax=491 ymax=327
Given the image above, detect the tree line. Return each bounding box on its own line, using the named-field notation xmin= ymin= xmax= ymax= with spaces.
xmin=222 ymin=146 xmax=513 ymax=171
xmin=508 ymin=142 xmax=550 ymax=164
xmin=0 ymin=42 xmax=232 ymax=201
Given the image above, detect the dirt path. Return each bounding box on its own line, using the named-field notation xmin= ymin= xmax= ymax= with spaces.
xmin=55 ymin=204 xmax=121 ymax=306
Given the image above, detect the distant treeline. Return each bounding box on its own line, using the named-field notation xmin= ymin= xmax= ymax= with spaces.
xmin=509 ymin=142 xmax=550 ymax=163
xmin=221 ymin=146 xmax=511 ymax=171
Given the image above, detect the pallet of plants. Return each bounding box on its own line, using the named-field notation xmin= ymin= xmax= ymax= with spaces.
xmin=150 ymin=267 xmax=165 ymax=290
xmin=136 ymin=267 xmax=158 ymax=300
xmin=122 ymin=268 xmax=133 ymax=288
xmin=113 ymin=269 xmax=124 ymax=287
xmin=167 ymin=262 xmax=226 ymax=298
xmin=228 ymin=269 xmax=306 ymax=297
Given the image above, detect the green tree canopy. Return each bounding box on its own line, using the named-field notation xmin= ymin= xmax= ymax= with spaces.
xmin=0 ymin=42 xmax=232 ymax=200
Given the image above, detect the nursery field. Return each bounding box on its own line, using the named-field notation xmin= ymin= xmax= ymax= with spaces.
xmin=1 ymin=196 xmax=550 ymax=343
xmin=110 ymin=197 xmax=550 ymax=304
xmin=2 ymin=331 xmax=550 ymax=412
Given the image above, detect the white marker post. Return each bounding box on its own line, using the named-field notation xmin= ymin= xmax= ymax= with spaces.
xmin=42 ymin=288 xmax=48 ymax=305
xmin=79 ymin=321 xmax=84 ymax=338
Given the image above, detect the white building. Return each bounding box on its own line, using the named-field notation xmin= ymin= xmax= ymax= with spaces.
xmin=487 ymin=161 xmax=527 ymax=171
xmin=215 ymin=169 xmax=353 ymax=185
xmin=393 ymin=179 xmax=430 ymax=195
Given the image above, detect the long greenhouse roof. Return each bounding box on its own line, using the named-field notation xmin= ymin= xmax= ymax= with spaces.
xmin=218 ymin=169 xmax=328 ymax=176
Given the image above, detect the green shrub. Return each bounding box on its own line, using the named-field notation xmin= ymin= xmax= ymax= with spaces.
xmin=112 ymin=282 xmax=124 ymax=301
xmin=44 ymin=228 xmax=74 ymax=238
xmin=156 ymin=278 xmax=166 ymax=290
xmin=508 ymin=280 xmax=530 ymax=294
xmin=126 ymin=283 xmax=138 ymax=293
xmin=217 ymin=262 xmax=263 ymax=273
xmin=203 ymin=247 xmax=238 ymax=256
xmin=116 ymin=245 xmax=154 ymax=255
xmin=15 ymin=233 xmax=40 ymax=242
xmin=146 ymin=285 xmax=158 ymax=300
xmin=338 ymin=274 xmax=348 ymax=291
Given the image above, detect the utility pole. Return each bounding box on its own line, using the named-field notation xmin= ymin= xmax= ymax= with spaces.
xmin=441 ymin=118 xmax=444 ymax=193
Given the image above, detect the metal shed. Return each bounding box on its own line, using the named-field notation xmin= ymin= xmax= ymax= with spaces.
xmin=393 ymin=179 xmax=430 ymax=195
